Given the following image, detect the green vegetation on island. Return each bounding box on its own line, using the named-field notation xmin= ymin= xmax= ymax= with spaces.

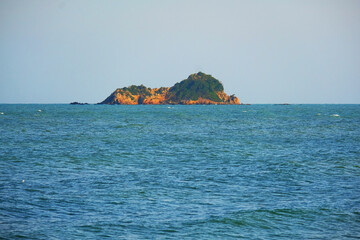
xmin=121 ymin=85 xmax=152 ymax=97
xmin=167 ymin=72 xmax=224 ymax=102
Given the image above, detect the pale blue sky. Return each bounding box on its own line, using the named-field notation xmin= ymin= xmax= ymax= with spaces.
xmin=0 ymin=0 xmax=359 ymax=103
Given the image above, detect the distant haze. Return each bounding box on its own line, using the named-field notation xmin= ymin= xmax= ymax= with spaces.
xmin=0 ymin=0 xmax=359 ymax=104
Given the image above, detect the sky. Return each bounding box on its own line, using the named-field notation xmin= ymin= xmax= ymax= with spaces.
xmin=0 ymin=0 xmax=359 ymax=104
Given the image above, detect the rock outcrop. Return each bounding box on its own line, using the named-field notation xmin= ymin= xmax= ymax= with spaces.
xmin=99 ymin=72 xmax=240 ymax=105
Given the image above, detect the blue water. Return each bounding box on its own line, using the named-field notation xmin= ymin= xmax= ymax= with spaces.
xmin=0 ymin=104 xmax=359 ymax=239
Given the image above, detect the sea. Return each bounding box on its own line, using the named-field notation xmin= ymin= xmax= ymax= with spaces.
xmin=0 ymin=104 xmax=359 ymax=239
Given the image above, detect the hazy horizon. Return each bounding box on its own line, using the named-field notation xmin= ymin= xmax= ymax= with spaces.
xmin=1 ymin=0 xmax=359 ymax=104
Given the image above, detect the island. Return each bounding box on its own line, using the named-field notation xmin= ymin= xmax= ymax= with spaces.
xmin=98 ymin=72 xmax=240 ymax=105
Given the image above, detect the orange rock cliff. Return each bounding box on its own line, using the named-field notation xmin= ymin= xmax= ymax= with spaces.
xmin=99 ymin=72 xmax=240 ymax=105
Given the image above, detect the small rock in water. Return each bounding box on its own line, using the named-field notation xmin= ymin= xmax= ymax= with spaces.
xmin=70 ymin=102 xmax=89 ymax=105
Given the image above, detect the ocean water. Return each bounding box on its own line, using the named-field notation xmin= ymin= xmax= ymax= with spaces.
xmin=0 ymin=104 xmax=359 ymax=239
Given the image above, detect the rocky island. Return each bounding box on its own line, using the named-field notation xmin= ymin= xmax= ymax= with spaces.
xmin=99 ymin=72 xmax=240 ymax=105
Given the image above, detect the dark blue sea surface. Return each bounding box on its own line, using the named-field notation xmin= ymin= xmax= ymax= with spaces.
xmin=0 ymin=104 xmax=359 ymax=239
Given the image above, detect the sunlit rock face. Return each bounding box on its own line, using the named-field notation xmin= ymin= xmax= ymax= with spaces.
xmin=99 ymin=72 xmax=240 ymax=105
